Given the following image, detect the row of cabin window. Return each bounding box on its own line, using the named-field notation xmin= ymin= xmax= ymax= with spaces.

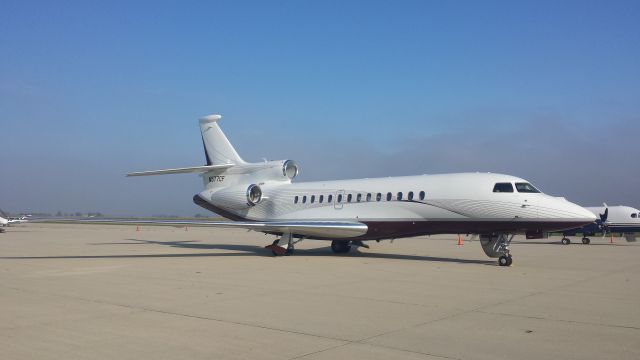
xmin=294 ymin=191 xmax=426 ymax=204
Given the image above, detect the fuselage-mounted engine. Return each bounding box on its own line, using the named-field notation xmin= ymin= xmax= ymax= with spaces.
xmin=246 ymin=184 xmax=263 ymax=206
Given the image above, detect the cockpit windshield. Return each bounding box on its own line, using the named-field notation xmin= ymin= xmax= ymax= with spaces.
xmin=515 ymin=182 xmax=541 ymax=193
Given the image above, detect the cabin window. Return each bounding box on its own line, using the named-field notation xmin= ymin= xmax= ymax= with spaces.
xmin=408 ymin=191 xmax=414 ymax=201
xmin=294 ymin=196 xmax=299 ymax=204
xmin=515 ymin=182 xmax=541 ymax=193
xmin=337 ymin=194 xmax=342 ymax=203
xmin=310 ymin=195 xmax=315 ymax=203
xmin=319 ymin=195 xmax=324 ymax=203
xmin=493 ymin=183 xmax=514 ymax=193
xmin=302 ymin=195 xmax=307 ymax=203
xmin=632 ymin=213 xmax=638 ymax=218
xmin=356 ymin=193 xmax=362 ymax=202
xmin=397 ymin=192 xmax=403 ymax=200
xmin=419 ymin=191 xmax=425 ymax=200
xmin=386 ymin=192 xmax=392 ymax=201
xmin=376 ymin=193 xmax=382 ymax=201
xmin=328 ymin=194 xmax=333 ymax=203
xmin=366 ymin=193 xmax=372 ymax=202
xmin=347 ymin=194 xmax=352 ymax=202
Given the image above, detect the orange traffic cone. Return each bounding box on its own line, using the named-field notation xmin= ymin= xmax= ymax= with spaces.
xmin=136 ymin=225 xmax=139 ymax=232
xmin=610 ymin=234 xmax=614 ymax=244
xmin=457 ymin=234 xmax=463 ymax=246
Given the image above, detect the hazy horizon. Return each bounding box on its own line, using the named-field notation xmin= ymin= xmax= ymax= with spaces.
xmin=1 ymin=1 xmax=639 ymax=216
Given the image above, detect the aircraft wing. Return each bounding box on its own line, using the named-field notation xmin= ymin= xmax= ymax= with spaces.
xmin=37 ymin=218 xmax=368 ymax=239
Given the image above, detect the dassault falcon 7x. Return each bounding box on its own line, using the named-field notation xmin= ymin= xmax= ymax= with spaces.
xmin=123 ymin=114 xmax=595 ymax=266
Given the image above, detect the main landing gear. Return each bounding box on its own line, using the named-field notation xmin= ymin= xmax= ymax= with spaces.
xmin=266 ymin=233 xmax=295 ymax=256
xmin=331 ymin=240 xmax=352 ymax=254
xmin=560 ymin=237 xmax=591 ymax=245
xmin=480 ymin=234 xmax=514 ymax=267
xmin=267 ymin=237 xmax=367 ymax=256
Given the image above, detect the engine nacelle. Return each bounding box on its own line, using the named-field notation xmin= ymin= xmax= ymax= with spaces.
xmin=210 ymin=184 xmax=263 ymax=210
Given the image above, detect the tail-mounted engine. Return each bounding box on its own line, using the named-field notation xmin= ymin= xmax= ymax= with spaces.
xmin=210 ymin=184 xmax=264 ymax=210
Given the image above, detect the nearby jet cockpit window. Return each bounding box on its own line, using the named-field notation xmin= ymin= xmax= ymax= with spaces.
xmin=408 ymin=191 xmax=414 ymax=201
xmin=376 ymin=193 xmax=382 ymax=201
xmin=386 ymin=192 xmax=392 ymax=201
xmin=397 ymin=192 xmax=403 ymax=200
xmin=515 ymin=182 xmax=541 ymax=193
xmin=357 ymin=194 xmax=362 ymax=202
xmin=347 ymin=194 xmax=353 ymax=202
xmin=419 ymin=191 xmax=425 ymax=200
xmin=319 ymin=195 xmax=324 ymax=203
xmin=493 ymin=183 xmax=514 ymax=193
xmin=302 ymin=196 xmax=307 ymax=203
xmin=294 ymin=196 xmax=299 ymax=204
xmin=337 ymin=194 xmax=342 ymax=203
xmin=366 ymin=193 xmax=372 ymax=202
xmin=311 ymin=195 xmax=315 ymax=203
xmin=328 ymin=194 xmax=333 ymax=203
xmin=632 ymin=213 xmax=638 ymax=218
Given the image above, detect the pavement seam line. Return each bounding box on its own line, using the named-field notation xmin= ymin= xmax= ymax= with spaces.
xmin=476 ymin=310 xmax=640 ymax=331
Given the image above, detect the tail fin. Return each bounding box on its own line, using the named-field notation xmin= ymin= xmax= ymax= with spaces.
xmin=199 ymin=115 xmax=245 ymax=166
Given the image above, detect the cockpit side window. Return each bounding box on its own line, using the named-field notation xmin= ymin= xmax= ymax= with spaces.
xmin=515 ymin=182 xmax=541 ymax=193
xmin=493 ymin=183 xmax=514 ymax=193
xmin=632 ymin=213 xmax=638 ymax=218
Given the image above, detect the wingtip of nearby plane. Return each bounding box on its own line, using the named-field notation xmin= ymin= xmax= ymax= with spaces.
xmin=199 ymin=114 xmax=222 ymax=123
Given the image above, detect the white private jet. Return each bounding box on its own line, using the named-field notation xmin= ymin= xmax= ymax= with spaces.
xmin=112 ymin=114 xmax=596 ymax=266
xmin=0 ymin=209 xmax=30 ymax=227
xmin=0 ymin=215 xmax=7 ymax=233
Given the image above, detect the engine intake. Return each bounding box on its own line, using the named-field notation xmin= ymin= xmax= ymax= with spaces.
xmin=246 ymin=184 xmax=262 ymax=206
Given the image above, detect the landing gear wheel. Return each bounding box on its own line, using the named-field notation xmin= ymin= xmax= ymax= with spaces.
xmin=561 ymin=238 xmax=571 ymax=245
xmin=582 ymin=237 xmax=591 ymax=245
xmin=270 ymin=239 xmax=285 ymax=256
xmin=331 ymin=240 xmax=352 ymax=254
xmin=498 ymin=255 xmax=512 ymax=267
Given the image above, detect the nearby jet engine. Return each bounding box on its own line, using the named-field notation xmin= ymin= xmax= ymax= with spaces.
xmin=210 ymin=184 xmax=264 ymax=210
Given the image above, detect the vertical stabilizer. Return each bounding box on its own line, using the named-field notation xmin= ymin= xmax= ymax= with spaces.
xmin=199 ymin=114 xmax=245 ymax=166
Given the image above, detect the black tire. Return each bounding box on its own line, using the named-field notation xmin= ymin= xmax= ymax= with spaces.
xmin=331 ymin=240 xmax=352 ymax=253
xmin=498 ymin=255 xmax=509 ymax=266
xmin=505 ymin=255 xmax=513 ymax=266
xmin=285 ymin=245 xmax=294 ymax=255
xmin=561 ymin=238 xmax=570 ymax=245
xmin=582 ymin=238 xmax=590 ymax=245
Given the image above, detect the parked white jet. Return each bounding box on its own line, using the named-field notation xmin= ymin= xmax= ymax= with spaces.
xmin=0 ymin=215 xmax=7 ymax=233
xmin=0 ymin=209 xmax=30 ymax=227
xmin=561 ymin=205 xmax=640 ymax=244
xmin=116 ymin=114 xmax=596 ymax=266
xmin=0 ymin=209 xmax=10 ymax=232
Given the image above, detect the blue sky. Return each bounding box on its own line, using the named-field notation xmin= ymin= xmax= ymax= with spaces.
xmin=1 ymin=1 xmax=639 ymax=216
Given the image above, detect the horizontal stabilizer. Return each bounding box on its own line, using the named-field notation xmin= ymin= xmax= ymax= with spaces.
xmin=126 ymin=164 xmax=234 ymax=177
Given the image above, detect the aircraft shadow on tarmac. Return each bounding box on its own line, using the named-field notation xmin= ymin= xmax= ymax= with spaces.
xmin=512 ymin=240 xmax=631 ymax=246
xmin=0 ymin=238 xmax=495 ymax=265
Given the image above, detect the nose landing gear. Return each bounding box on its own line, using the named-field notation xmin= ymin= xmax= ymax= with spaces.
xmin=480 ymin=233 xmax=514 ymax=267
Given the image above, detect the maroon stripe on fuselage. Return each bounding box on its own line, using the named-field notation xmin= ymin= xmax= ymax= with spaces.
xmin=350 ymin=220 xmax=592 ymax=241
xmin=193 ymin=195 xmax=249 ymax=222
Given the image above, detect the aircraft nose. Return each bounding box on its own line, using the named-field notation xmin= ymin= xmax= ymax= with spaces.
xmin=570 ymin=202 xmax=597 ymax=222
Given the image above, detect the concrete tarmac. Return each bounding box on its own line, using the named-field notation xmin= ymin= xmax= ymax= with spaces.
xmin=1 ymin=224 xmax=639 ymax=360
